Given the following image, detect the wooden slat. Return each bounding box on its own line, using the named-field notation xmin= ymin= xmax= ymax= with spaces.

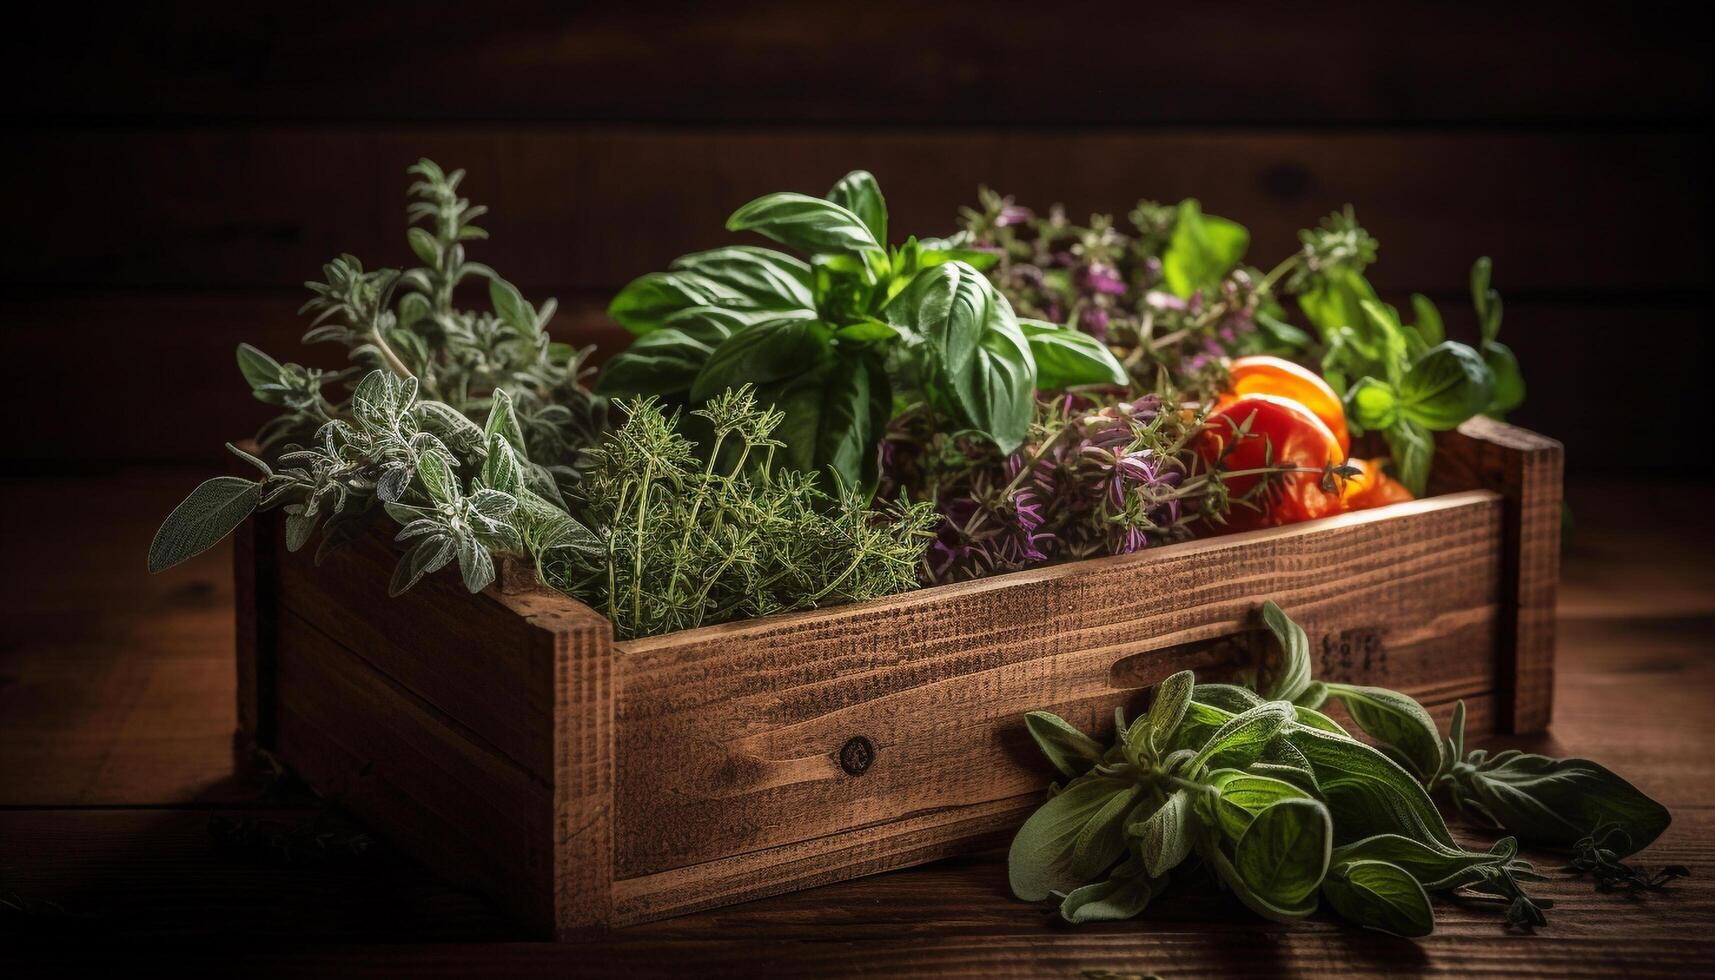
xmin=271 ymin=607 xmax=558 ymax=934
xmin=610 ymin=493 xmax=1503 ymax=892
xmin=6 ymin=128 xmax=1708 ymax=295
xmin=1434 ymin=418 xmax=1565 ymax=731
xmin=9 ymin=3 xmax=1708 ymax=125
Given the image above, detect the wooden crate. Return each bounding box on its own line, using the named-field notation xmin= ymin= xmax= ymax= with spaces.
xmin=233 ymin=416 xmax=1561 ymax=939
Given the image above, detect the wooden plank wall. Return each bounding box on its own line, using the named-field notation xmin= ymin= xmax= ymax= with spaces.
xmin=3 ymin=2 xmax=1709 ymax=474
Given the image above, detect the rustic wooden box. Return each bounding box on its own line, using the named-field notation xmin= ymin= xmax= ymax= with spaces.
xmin=233 ymin=416 xmax=1560 ymax=939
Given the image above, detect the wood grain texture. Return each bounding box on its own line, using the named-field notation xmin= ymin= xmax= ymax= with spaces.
xmin=1 ymin=471 xmax=1706 ymax=977
xmin=609 ymin=492 xmax=1504 ymax=906
xmin=7 ymin=128 xmax=1707 ymax=296
xmin=10 ymin=2 xmax=1707 ymax=125
xmin=1434 ymin=417 xmax=1565 ymax=732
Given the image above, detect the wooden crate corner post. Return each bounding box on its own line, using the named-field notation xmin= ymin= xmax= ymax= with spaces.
xmin=1434 ymin=416 xmax=1565 ymax=733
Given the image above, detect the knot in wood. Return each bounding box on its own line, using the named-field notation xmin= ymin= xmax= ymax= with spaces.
xmin=838 ymin=735 xmax=875 ymax=776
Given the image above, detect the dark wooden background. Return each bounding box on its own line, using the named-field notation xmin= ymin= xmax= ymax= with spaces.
xmin=3 ymin=1 xmax=1711 ymax=475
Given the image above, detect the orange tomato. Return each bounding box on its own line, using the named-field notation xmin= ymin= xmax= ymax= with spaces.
xmin=1338 ymin=457 xmax=1415 ymax=511
xmin=1226 ymin=355 xmax=1350 ymax=456
xmin=1195 ymin=393 xmax=1345 ymax=533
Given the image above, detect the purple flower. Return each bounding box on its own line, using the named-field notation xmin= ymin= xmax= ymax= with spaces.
xmin=1081 ymin=263 xmax=1128 ymax=296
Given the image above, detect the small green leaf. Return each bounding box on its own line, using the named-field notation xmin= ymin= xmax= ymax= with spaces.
xmin=826 ymin=170 xmax=888 ymax=247
xmin=1058 ymin=864 xmax=1156 ymax=923
xmin=1234 ymin=798 xmax=1332 ymax=909
xmin=690 ymin=318 xmax=835 ymax=404
xmin=1385 ymin=419 xmax=1434 ymax=497
xmin=1324 ymin=683 xmax=1444 ymax=782
xmin=1071 ymin=784 xmax=1144 ymax=880
xmin=726 ymin=192 xmax=885 ymax=265
xmin=1285 ymin=724 xmax=1456 ymax=848
xmin=1024 ymin=711 xmax=1105 ymax=780
xmin=670 ymin=246 xmax=816 ymax=312
xmin=1398 ymin=342 xmax=1494 ymax=431
xmin=235 ymin=343 xmax=284 ymax=391
xmin=1409 ymin=294 xmax=1445 ymax=347
xmin=478 ymin=433 xmax=524 ymax=495
xmin=1331 ymin=833 xmax=1519 ymax=892
xmin=1189 ymin=701 xmax=1295 ymax=776
xmin=1451 ymin=752 xmax=1671 ymax=854
xmin=1135 ymin=788 xmax=1195 ymax=877
xmin=148 ymin=477 xmax=261 ymax=573
xmin=1018 ymin=319 xmax=1128 ymax=390
xmin=489 ymin=276 xmax=533 ymax=334
xmin=1344 ymin=377 xmax=1399 ymax=432
xmin=483 ymin=387 xmax=528 ymax=456
xmin=1209 ymin=769 xmax=1312 ymax=842
xmin=1008 ymin=776 xmax=1133 ymax=901
xmin=1145 ymin=670 xmax=1196 ymax=750
xmin=1260 ymin=601 xmax=1312 ymax=703
xmin=1322 ymin=859 xmax=1434 ymax=937
xmin=1483 ymin=340 xmax=1526 ymax=417
xmin=1161 ymin=199 xmax=1249 ymax=299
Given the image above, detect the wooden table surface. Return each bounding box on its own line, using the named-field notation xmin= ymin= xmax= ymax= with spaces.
xmin=3 ymin=473 xmax=1712 ymax=978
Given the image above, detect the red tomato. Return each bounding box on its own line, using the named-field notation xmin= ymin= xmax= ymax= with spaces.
xmin=1196 ymin=393 xmax=1344 ymax=533
xmin=1339 ymin=457 xmax=1415 ymax=511
xmin=1225 ymin=355 xmax=1351 ymax=456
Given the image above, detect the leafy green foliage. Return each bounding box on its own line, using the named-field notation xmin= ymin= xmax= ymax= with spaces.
xmin=1004 ymin=602 xmax=1602 ymax=938
xmin=1434 ymin=700 xmax=1672 ymax=854
xmin=601 ymin=171 xmax=1087 ymax=494
xmin=539 ymin=387 xmax=937 ymax=640
xmin=1160 ymin=199 xmax=1249 ymax=300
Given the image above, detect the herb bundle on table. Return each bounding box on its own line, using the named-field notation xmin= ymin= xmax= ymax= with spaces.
xmin=1010 ymin=602 xmax=1677 ymax=935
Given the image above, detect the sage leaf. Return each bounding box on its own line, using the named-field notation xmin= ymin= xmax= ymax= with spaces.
xmin=1323 ymin=682 xmax=1443 ymax=782
xmin=1059 ymin=857 xmax=1156 ymax=923
xmin=1135 ymin=788 xmax=1195 ymax=877
xmin=1260 ymin=600 xmax=1312 ymax=703
xmin=1072 ymin=784 xmax=1145 ymax=880
xmin=1285 ymin=724 xmax=1455 ymax=848
xmin=148 ymin=476 xmax=261 ymax=572
xmin=1322 ymin=859 xmax=1434 ymax=937
xmin=1024 ymin=711 xmax=1105 ymax=780
xmin=1189 ymin=701 xmax=1295 ymax=776
xmin=1234 ymin=798 xmax=1332 ymax=909
xmin=1209 ymin=769 xmax=1311 ymax=843
xmin=1191 ymin=683 xmax=1262 ymax=715
xmin=1448 ymin=751 xmax=1671 ymax=855
xmin=1144 ymin=670 xmax=1195 ymax=751
xmin=1008 ymin=775 xmax=1133 ymax=901
xmin=1292 ymin=704 xmax=1349 ymax=737
xmin=1331 ymin=833 xmax=1520 ymax=892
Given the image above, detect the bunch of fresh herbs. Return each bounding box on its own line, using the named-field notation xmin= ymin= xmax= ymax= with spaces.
xmin=599 ymin=171 xmax=1125 ymax=494
xmin=1010 ymin=601 xmax=1673 ymax=936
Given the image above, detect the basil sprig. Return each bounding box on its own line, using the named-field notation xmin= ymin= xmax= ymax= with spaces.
xmin=601 ymin=171 xmax=1124 ymax=493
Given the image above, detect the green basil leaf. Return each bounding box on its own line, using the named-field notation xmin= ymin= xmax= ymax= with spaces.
xmin=1260 ymin=600 xmax=1312 ymax=703
xmin=1454 ymin=753 xmax=1671 ymax=854
xmin=726 ymin=192 xmax=885 ymax=265
xmin=759 ymin=352 xmax=888 ymax=494
xmin=889 ymin=262 xmax=1035 ymax=452
xmin=1398 ymin=341 xmax=1494 ymax=431
xmin=690 ymin=318 xmax=835 ymax=404
xmin=1409 ymin=293 xmax=1445 ymax=347
xmin=1285 ymin=725 xmax=1456 ymax=848
xmin=1209 ymin=769 xmax=1312 ymax=842
xmin=1323 ymin=683 xmax=1443 ymax=782
xmin=826 ymin=170 xmax=888 ymax=247
xmin=1482 ymin=340 xmax=1526 ymax=417
xmin=1298 ymin=267 xmax=1378 ymax=338
xmin=1344 ymin=377 xmax=1399 ymax=432
xmin=1322 ymin=859 xmax=1434 ymax=937
xmin=148 ymin=476 xmax=261 ymax=573
xmin=1058 ymin=862 xmax=1156 ymax=923
xmin=597 ymin=307 xmax=809 ymax=401
xmin=1234 ymin=798 xmax=1332 ymax=909
xmin=669 ymin=245 xmax=816 ymax=311
xmin=1024 ymin=711 xmax=1105 ymax=780
xmin=1018 ymin=318 xmax=1128 ymax=390
xmin=1189 ymin=701 xmax=1296 ymax=776
xmin=1385 ymin=418 xmax=1434 ymax=497
xmin=833 ymin=317 xmax=904 ymax=346
xmin=1161 ymin=199 xmax=1249 ymax=299
xmin=1008 ymin=775 xmax=1133 ymax=901
xmin=607 ymin=270 xmax=751 ymax=335
xmin=1330 ymin=833 xmax=1519 ymax=892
